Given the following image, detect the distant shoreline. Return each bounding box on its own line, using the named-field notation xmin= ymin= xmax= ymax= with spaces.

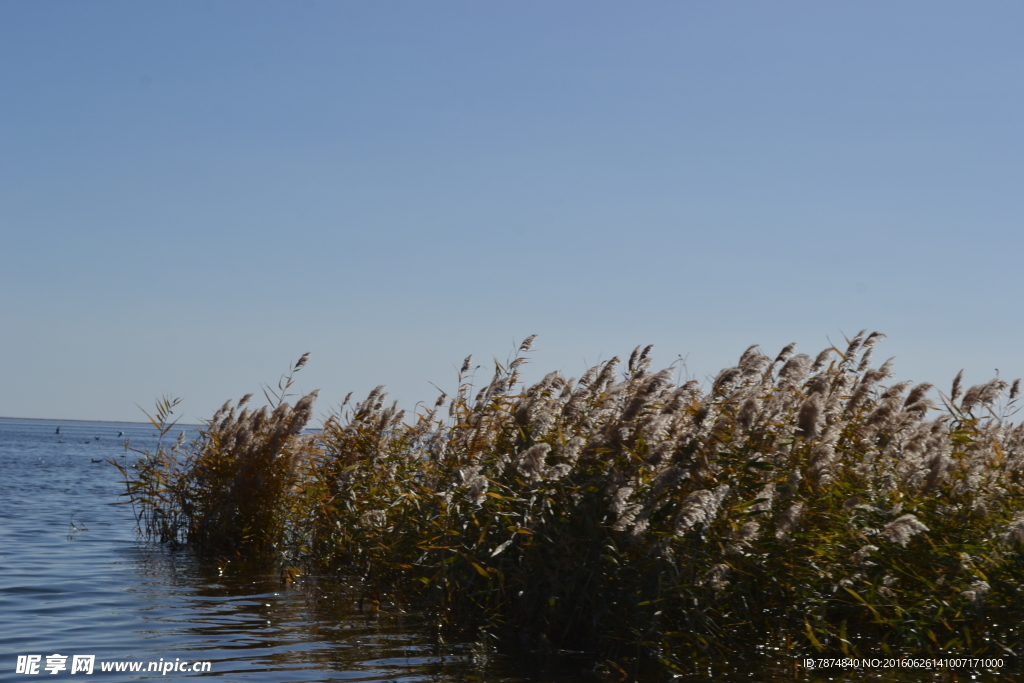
xmin=0 ymin=415 xmax=203 ymax=427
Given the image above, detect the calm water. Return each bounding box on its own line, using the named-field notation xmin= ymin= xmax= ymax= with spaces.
xmin=0 ymin=417 xmax=1013 ymax=682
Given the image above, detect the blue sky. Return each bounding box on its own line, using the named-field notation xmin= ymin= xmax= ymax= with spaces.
xmin=3 ymin=1 xmax=1023 ymax=423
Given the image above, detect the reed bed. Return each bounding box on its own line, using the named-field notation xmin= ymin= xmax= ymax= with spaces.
xmin=116 ymin=333 xmax=1024 ymax=672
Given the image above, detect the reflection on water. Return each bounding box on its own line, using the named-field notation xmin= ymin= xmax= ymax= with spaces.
xmin=123 ymin=550 xmax=501 ymax=682
xmin=1 ymin=417 xmax=1014 ymax=682
xmin=120 ymin=557 xmax=483 ymax=679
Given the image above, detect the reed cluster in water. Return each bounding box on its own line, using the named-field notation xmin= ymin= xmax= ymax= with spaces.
xmin=115 ymin=333 xmax=1024 ymax=670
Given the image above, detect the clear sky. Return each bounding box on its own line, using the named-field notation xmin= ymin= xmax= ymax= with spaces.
xmin=3 ymin=1 xmax=1023 ymax=423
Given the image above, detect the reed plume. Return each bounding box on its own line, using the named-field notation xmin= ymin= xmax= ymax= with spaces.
xmin=115 ymin=334 xmax=1024 ymax=671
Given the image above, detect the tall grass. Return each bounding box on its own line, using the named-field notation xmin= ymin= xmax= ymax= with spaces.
xmin=114 ymin=356 xmax=319 ymax=558
xmin=115 ymin=333 xmax=1024 ymax=670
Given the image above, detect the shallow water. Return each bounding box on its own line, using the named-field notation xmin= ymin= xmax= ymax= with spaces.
xmin=0 ymin=417 xmax=1015 ymax=682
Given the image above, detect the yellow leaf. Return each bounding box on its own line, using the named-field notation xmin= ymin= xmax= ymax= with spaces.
xmin=804 ymin=618 xmax=824 ymax=652
xmin=843 ymin=587 xmax=883 ymax=623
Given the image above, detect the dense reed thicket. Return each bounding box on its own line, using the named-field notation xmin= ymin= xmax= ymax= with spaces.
xmin=116 ymin=334 xmax=1024 ymax=671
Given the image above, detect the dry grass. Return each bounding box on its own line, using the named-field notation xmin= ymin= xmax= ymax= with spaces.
xmin=115 ymin=333 xmax=1024 ymax=672
xmin=115 ymin=357 xmax=319 ymax=558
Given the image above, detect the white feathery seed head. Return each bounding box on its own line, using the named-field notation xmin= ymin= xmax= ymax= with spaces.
xmin=880 ymin=514 xmax=929 ymax=547
xmin=775 ymin=501 xmax=805 ymax=538
xmin=674 ymin=485 xmax=730 ymax=536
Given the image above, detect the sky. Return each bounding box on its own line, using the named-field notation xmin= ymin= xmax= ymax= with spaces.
xmin=2 ymin=1 xmax=1023 ymax=424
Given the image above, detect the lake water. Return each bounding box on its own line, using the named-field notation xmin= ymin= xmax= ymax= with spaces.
xmin=1 ymin=417 xmax=1013 ymax=682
